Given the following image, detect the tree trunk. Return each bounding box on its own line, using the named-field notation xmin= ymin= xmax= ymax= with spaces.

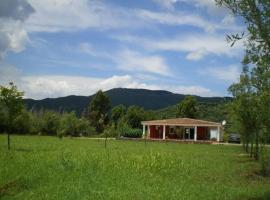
xmin=255 ymin=132 xmax=259 ymax=160
xmin=105 ymin=132 xmax=107 ymax=149
xmin=250 ymin=141 xmax=253 ymax=158
xmin=245 ymin=140 xmax=249 ymax=153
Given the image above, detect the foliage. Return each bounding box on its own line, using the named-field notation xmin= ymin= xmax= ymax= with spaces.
xmin=125 ymin=106 xmax=145 ymax=129
xmin=41 ymin=110 xmax=61 ymax=136
xmin=0 ymin=82 xmax=24 ymax=149
xmin=228 ymin=65 xmax=260 ymax=159
xmin=216 ymin=0 xmax=270 ymax=169
xmin=77 ymin=118 xmax=97 ymax=137
xmin=13 ymin=109 xmax=32 ymax=135
xmin=0 ymin=101 xmax=8 ymax=133
xmin=176 ymin=96 xmax=198 ymax=118
xmin=117 ymin=120 xmax=142 ymax=138
xmin=56 ymin=112 xmax=97 ymax=137
xmin=102 ymin=124 xmax=118 ymax=138
xmin=111 ymin=104 xmax=126 ymax=126
xmin=58 ymin=112 xmax=79 ymax=137
xmin=88 ymin=90 xmax=111 ymax=133
xmin=24 ymin=88 xmax=232 ymax=116
xmin=0 ymin=83 xmax=24 ymax=125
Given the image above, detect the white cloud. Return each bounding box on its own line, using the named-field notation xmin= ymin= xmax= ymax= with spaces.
xmin=0 ymin=64 xmax=216 ymax=99
xmin=169 ymin=85 xmax=216 ymax=96
xmin=198 ymin=65 xmax=241 ymax=82
xmin=18 ymin=75 xmax=216 ymax=99
xmin=113 ymin=34 xmax=243 ymax=60
xmin=153 ymin=0 xmax=226 ymax=15
xmin=24 ymin=0 xmax=239 ymax=34
xmin=137 ymin=10 xmax=240 ymax=33
xmin=25 ymin=0 xmax=143 ymax=33
xmin=0 ymin=0 xmax=34 ymax=59
xmin=152 ymin=0 xmax=180 ymax=10
xmin=114 ymin=49 xmax=172 ymax=76
xmin=186 ymin=48 xmax=208 ymax=61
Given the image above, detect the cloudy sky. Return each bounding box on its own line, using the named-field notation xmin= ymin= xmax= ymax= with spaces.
xmin=0 ymin=0 xmax=245 ymax=99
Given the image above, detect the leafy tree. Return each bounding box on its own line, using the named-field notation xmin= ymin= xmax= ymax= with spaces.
xmin=229 ymin=65 xmax=260 ymax=159
xmin=176 ymin=96 xmax=198 ymax=118
xmin=0 ymin=101 xmax=8 ymax=133
xmin=13 ymin=109 xmax=31 ymax=135
xmin=111 ymin=104 xmax=126 ymax=126
xmin=88 ymin=90 xmax=111 ymax=133
xmin=126 ymin=106 xmax=145 ymax=129
xmin=58 ymin=112 xmax=79 ymax=137
xmin=41 ymin=110 xmax=60 ymax=135
xmin=77 ymin=118 xmax=97 ymax=137
xmin=0 ymin=82 xmax=24 ymax=149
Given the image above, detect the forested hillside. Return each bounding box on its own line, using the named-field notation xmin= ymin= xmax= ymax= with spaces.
xmin=24 ymin=88 xmax=232 ymax=115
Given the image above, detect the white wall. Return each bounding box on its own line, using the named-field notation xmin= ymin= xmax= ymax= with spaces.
xmin=210 ymin=128 xmax=218 ymax=140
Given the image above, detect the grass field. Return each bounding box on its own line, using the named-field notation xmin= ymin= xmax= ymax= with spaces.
xmin=0 ymin=135 xmax=270 ymax=200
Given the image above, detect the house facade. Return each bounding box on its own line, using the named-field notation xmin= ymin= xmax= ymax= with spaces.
xmin=141 ymin=118 xmax=223 ymax=142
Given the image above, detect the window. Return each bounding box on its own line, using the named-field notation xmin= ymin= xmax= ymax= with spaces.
xmin=169 ymin=127 xmax=174 ymax=134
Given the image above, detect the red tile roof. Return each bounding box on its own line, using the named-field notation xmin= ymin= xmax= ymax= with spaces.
xmin=142 ymin=118 xmax=221 ymax=127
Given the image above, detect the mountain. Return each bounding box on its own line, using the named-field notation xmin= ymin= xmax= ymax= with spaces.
xmin=24 ymin=88 xmax=232 ymax=115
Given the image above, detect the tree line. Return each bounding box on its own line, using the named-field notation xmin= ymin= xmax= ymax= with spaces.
xmin=0 ymin=83 xmax=205 ymax=148
xmin=0 ymin=85 xmax=159 ymax=148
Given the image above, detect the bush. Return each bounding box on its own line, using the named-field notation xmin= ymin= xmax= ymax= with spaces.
xmin=103 ymin=125 xmax=118 ymax=138
xmin=78 ymin=119 xmax=97 ymax=137
xmin=57 ymin=129 xmax=65 ymax=139
xmin=122 ymin=128 xmax=142 ymax=138
xmin=118 ymin=122 xmax=142 ymax=138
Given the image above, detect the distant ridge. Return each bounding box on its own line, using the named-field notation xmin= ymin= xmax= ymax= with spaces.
xmin=24 ymin=88 xmax=232 ymax=115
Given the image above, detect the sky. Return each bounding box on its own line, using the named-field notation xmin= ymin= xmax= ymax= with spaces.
xmin=0 ymin=0 xmax=245 ymax=99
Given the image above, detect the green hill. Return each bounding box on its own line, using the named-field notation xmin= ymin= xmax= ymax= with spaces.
xmin=24 ymin=88 xmax=232 ymax=115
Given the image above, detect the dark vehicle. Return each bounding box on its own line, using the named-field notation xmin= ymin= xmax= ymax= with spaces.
xmin=228 ymin=133 xmax=241 ymax=144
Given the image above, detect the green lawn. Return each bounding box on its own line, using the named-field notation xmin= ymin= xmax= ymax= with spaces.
xmin=0 ymin=135 xmax=269 ymax=200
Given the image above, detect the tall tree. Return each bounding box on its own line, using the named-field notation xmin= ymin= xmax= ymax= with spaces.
xmin=176 ymin=96 xmax=198 ymax=118
xmin=229 ymin=65 xmax=260 ymax=159
xmin=88 ymin=90 xmax=111 ymax=133
xmin=0 ymin=82 xmax=24 ymax=150
xmin=111 ymin=104 xmax=126 ymax=126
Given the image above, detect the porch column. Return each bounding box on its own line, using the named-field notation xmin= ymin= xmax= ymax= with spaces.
xmin=147 ymin=125 xmax=150 ymax=139
xmin=194 ymin=126 xmax=197 ymax=141
xmin=217 ymin=126 xmax=220 ymax=142
xmin=163 ymin=125 xmax=166 ymax=140
xmin=143 ymin=124 xmax=145 ymax=138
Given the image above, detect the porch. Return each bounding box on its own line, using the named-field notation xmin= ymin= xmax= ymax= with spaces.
xmin=142 ymin=118 xmax=223 ymax=142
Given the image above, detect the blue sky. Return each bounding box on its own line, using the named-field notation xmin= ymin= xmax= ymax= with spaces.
xmin=0 ymin=0 xmax=245 ymax=99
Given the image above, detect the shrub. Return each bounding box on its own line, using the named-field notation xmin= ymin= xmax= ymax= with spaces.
xmin=118 ymin=123 xmax=142 ymax=138
xmin=57 ymin=129 xmax=65 ymax=139
xmin=78 ymin=119 xmax=97 ymax=137
xmin=103 ymin=125 xmax=118 ymax=138
xmin=122 ymin=128 xmax=142 ymax=138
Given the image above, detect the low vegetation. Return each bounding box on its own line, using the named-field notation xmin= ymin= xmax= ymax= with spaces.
xmin=1 ymin=135 xmax=270 ymax=200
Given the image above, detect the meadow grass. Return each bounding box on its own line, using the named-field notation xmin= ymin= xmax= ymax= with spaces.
xmin=0 ymin=135 xmax=270 ymax=200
